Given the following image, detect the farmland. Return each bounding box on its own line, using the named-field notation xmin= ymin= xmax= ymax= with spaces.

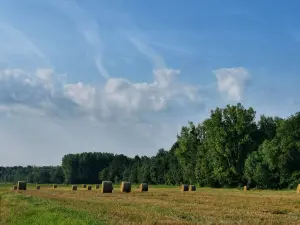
xmin=1 ymin=184 xmax=300 ymax=225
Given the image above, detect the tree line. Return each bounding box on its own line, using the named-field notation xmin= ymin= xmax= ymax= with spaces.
xmin=1 ymin=103 xmax=299 ymax=189
xmin=0 ymin=166 xmax=64 ymax=184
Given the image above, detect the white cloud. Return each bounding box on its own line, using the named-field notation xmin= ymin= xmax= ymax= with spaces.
xmin=64 ymin=82 xmax=96 ymax=110
xmin=0 ymin=68 xmax=202 ymax=121
xmin=0 ymin=67 xmax=204 ymax=166
xmin=214 ymin=67 xmax=250 ymax=102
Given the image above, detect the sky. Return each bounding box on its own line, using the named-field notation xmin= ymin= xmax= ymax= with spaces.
xmin=1 ymin=0 xmax=300 ymax=166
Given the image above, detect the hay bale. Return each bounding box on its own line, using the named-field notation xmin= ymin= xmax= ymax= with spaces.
xmin=140 ymin=183 xmax=148 ymax=192
xmin=297 ymin=184 xmax=300 ymax=194
xmin=95 ymin=184 xmax=100 ymax=189
xmin=87 ymin=185 xmax=92 ymax=190
xmin=53 ymin=184 xmax=57 ymax=189
xmin=17 ymin=181 xmax=27 ymax=190
xmin=82 ymin=184 xmax=87 ymax=188
xmin=181 ymin=184 xmax=188 ymax=192
xmin=120 ymin=181 xmax=131 ymax=193
xmin=13 ymin=185 xmax=17 ymax=190
xmin=189 ymin=185 xmax=196 ymax=191
xmin=72 ymin=185 xmax=77 ymax=191
xmin=102 ymin=181 xmax=113 ymax=193
xmin=36 ymin=185 xmax=40 ymax=190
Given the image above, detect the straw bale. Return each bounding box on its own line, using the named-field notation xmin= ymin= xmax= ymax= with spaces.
xmin=17 ymin=181 xmax=26 ymax=190
xmin=140 ymin=183 xmax=148 ymax=192
xmin=181 ymin=184 xmax=188 ymax=192
xmin=120 ymin=181 xmax=131 ymax=193
xmin=102 ymin=181 xmax=113 ymax=193
xmin=189 ymin=185 xmax=196 ymax=191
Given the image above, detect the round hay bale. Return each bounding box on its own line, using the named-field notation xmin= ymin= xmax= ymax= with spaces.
xmin=297 ymin=184 xmax=300 ymax=194
xmin=36 ymin=185 xmax=40 ymax=190
xmin=181 ymin=184 xmax=188 ymax=192
xmin=140 ymin=183 xmax=148 ymax=192
xmin=95 ymin=184 xmax=100 ymax=189
xmin=13 ymin=185 xmax=17 ymax=190
xmin=87 ymin=185 xmax=92 ymax=190
xmin=120 ymin=181 xmax=131 ymax=193
xmin=17 ymin=181 xmax=27 ymax=190
xmin=72 ymin=185 xmax=77 ymax=191
xmin=189 ymin=185 xmax=196 ymax=191
xmin=53 ymin=184 xmax=57 ymax=189
xmin=102 ymin=181 xmax=113 ymax=193
xmin=82 ymin=184 xmax=87 ymax=188
xmin=244 ymin=185 xmax=250 ymax=191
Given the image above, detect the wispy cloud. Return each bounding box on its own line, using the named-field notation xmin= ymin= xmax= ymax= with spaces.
xmin=50 ymin=0 xmax=110 ymax=80
xmin=0 ymin=22 xmax=49 ymax=65
xmin=128 ymin=36 xmax=166 ymax=69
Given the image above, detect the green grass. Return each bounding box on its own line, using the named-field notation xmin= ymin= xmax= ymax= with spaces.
xmin=0 ymin=188 xmax=104 ymax=225
xmin=1 ymin=183 xmax=300 ymax=225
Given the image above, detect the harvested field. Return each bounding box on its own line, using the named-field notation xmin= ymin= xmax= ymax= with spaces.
xmin=1 ymin=184 xmax=300 ymax=225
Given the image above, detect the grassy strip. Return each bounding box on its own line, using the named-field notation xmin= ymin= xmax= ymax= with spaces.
xmin=0 ymin=192 xmax=105 ymax=225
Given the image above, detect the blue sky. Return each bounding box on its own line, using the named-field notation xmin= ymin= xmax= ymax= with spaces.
xmin=0 ymin=0 xmax=299 ymax=166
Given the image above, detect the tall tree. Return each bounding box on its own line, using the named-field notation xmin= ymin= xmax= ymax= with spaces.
xmin=50 ymin=167 xmax=65 ymax=184
xmin=175 ymin=121 xmax=200 ymax=184
xmin=204 ymin=104 xmax=257 ymax=186
xmin=261 ymin=113 xmax=300 ymax=188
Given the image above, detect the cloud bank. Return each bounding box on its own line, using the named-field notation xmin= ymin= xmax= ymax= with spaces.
xmin=0 ymin=68 xmax=203 ymax=122
xmin=0 ymin=67 xmax=205 ymax=166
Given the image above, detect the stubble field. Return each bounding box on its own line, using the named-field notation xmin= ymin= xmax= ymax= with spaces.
xmin=1 ymin=184 xmax=300 ymax=225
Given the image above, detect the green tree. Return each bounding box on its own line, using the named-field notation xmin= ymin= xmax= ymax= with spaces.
xmin=50 ymin=167 xmax=65 ymax=184
xmin=175 ymin=121 xmax=200 ymax=184
xmin=204 ymin=103 xmax=257 ymax=186
xmin=261 ymin=113 xmax=300 ymax=187
xmin=244 ymin=149 xmax=272 ymax=188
